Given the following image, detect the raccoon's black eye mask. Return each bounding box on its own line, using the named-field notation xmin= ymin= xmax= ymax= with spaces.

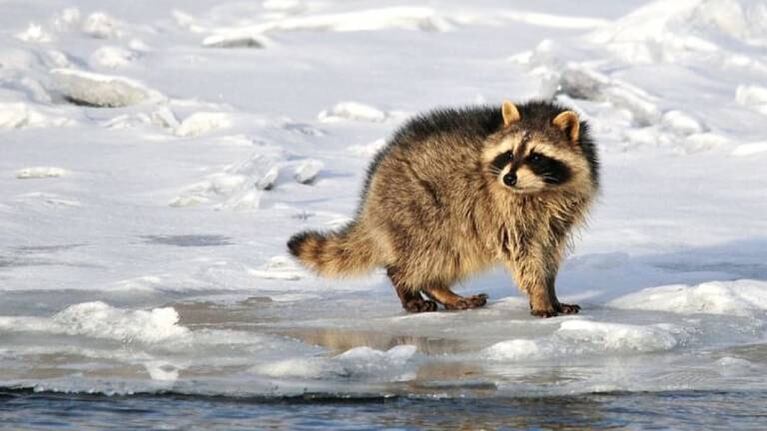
xmin=526 ymin=152 xmax=572 ymax=185
xmin=491 ymin=151 xmax=513 ymax=170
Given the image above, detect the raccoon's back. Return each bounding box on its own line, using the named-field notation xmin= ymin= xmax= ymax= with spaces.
xmin=359 ymin=106 xmax=503 ymax=204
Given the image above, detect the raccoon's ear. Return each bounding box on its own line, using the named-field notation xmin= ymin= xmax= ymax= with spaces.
xmin=502 ymin=100 xmax=521 ymax=127
xmin=552 ymin=111 xmax=580 ymax=143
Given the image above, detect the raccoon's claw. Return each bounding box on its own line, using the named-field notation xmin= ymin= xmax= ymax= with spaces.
xmin=404 ymin=299 xmax=438 ymax=313
xmin=444 ymin=293 xmax=488 ymax=311
xmin=530 ymin=308 xmax=558 ymax=318
xmin=558 ymin=303 xmax=581 ymax=314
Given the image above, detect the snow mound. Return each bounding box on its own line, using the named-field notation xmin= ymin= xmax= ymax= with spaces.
xmin=207 ymin=7 xmax=452 ymax=41
xmin=608 ymin=280 xmax=767 ymax=317
xmin=0 ymin=102 xmax=74 ymax=129
xmin=15 ymin=166 xmax=69 ymax=179
xmin=318 ymin=101 xmax=388 ymax=123
xmin=587 ymin=0 xmax=767 ymax=64
xmin=51 ymin=68 xmax=163 ymax=107
xmin=174 ymin=112 xmax=232 ymax=137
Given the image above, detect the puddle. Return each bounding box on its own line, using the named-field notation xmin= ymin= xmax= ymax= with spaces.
xmin=141 ymin=235 xmax=233 ymax=247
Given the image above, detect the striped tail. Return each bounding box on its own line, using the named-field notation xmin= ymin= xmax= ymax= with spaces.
xmin=287 ymin=223 xmax=378 ymax=277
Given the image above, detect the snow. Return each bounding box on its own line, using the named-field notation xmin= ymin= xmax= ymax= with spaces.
xmin=1 ymin=0 xmax=767 ymax=399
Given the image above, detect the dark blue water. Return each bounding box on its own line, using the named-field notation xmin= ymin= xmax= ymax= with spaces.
xmin=1 ymin=388 xmax=766 ymax=430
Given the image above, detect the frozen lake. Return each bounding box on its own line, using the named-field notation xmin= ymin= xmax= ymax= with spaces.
xmin=1 ymin=0 xmax=767 ymax=427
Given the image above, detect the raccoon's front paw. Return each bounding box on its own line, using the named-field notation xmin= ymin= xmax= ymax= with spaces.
xmin=444 ymin=293 xmax=488 ymax=311
xmin=557 ymin=303 xmax=581 ymax=314
xmin=530 ymin=308 xmax=558 ymax=318
xmin=403 ymin=299 xmax=438 ymax=313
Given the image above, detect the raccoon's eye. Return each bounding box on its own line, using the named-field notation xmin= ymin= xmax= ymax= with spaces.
xmin=490 ymin=151 xmax=514 ymax=171
xmin=529 ymin=153 xmax=542 ymax=163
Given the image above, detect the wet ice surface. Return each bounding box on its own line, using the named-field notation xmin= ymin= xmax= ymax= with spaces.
xmin=2 ymin=0 xmax=767 ymax=426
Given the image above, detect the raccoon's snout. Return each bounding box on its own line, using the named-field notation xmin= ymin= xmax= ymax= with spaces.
xmin=503 ymin=172 xmax=517 ymax=187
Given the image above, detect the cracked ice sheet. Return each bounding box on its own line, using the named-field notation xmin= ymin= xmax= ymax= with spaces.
xmin=0 ymin=0 xmax=767 ymax=398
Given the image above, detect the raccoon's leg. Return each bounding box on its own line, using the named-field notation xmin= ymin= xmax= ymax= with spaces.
xmin=422 ymin=284 xmax=488 ymax=310
xmin=386 ymin=267 xmax=438 ymax=313
xmin=509 ymin=252 xmax=577 ymax=318
xmin=544 ymin=273 xmax=580 ymax=315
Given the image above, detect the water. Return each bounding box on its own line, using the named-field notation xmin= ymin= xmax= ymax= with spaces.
xmin=2 ymin=388 xmax=765 ymax=430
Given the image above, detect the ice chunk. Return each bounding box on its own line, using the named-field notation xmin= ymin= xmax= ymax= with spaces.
xmin=15 ymin=23 xmax=53 ymax=43
xmin=202 ymin=34 xmax=269 ymax=49
xmin=90 ymin=46 xmax=138 ymax=68
xmin=143 ymin=361 xmax=180 ymax=381
xmin=52 ymin=8 xmax=81 ymax=31
xmin=483 ymin=339 xmax=547 ymax=361
xmin=248 ymin=256 xmax=304 ymax=281
xmin=52 ymin=301 xmax=189 ymax=343
xmin=318 ymin=102 xmax=387 ymax=123
xmin=556 ymin=320 xmax=679 ymax=353
xmin=175 ymin=112 xmax=232 ymax=137
xmin=348 ymin=138 xmax=386 ymax=158
xmin=51 ymin=68 xmax=163 ymax=107
xmin=294 ymin=159 xmax=323 ymax=184
xmin=732 ymin=142 xmax=767 ymax=156
xmin=608 ymin=280 xmax=767 ymax=317
xmin=0 ymin=102 xmax=74 ymax=129
xmin=16 ymin=166 xmax=69 ymax=179
xmin=82 ymin=12 xmax=122 ymax=39
xmin=735 ymin=85 xmax=767 ymax=115
xmin=661 ymin=110 xmax=703 ymax=135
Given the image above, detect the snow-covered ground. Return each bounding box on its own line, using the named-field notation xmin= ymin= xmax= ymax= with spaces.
xmin=1 ymin=0 xmax=766 ymax=398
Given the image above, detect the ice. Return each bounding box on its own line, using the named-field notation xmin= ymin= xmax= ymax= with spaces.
xmin=51 ymin=69 xmax=163 ymax=107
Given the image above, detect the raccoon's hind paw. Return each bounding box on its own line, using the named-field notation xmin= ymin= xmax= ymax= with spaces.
xmin=557 ymin=303 xmax=581 ymax=314
xmin=444 ymin=293 xmax=488 ymax=311
xmin=403 ymin=299 xmax=438 ymax=313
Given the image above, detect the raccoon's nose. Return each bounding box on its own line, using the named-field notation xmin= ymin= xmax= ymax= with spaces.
xmin=503 ymin=172 xmax=517 ymax=187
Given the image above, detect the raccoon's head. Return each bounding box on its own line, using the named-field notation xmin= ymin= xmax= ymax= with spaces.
xmin=482 ymin=100 xmax=598 ymax=195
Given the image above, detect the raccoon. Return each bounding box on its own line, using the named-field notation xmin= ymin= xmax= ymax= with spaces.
xmin=288 ymin=100 xmax=599 ymax=317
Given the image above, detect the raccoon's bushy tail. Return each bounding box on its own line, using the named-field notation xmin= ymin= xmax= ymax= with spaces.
xmin=287 ymin=223 xmax=378 ymax=277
